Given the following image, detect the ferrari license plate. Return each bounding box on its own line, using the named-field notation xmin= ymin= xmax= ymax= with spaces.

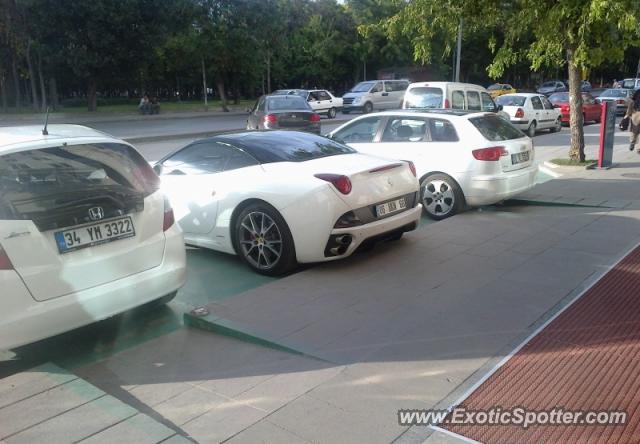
xmin=376 ymin=197 xmax=406 ymax=217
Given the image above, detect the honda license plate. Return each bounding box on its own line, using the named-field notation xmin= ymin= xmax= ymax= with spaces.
xmin=54 ymin=216 xmax=135 ymax=254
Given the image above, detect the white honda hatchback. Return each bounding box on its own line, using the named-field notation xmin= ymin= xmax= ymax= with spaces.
xmin=0 ymin=125 xmax=186 ymax=350
xmin=328 ymin=110 xmax=538 ymax=220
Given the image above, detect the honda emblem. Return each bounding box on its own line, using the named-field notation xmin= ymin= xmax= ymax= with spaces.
xmin=88 ymin=207 xmax=105 ymax=221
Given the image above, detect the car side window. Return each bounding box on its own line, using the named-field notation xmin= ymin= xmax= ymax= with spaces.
xmin=372 ymin=82 xmax=383 ymax=93
xmin=452 ymin=90 xmax=465 ymax=109
xmin=429 ymin=119 xmax=459 ymax=142
xmin=332 ymin=117 xmax=383 ymax=143
xmin=381 ymin=118 xmax=428 ymax=142
xmin=162 ymin=142 xmax=231 ymax=175
xmin=384 ymin=82 xmax=393 ymax=92
xmin=257 ymin=98 xmax=266 ymax=112
xmin=317 ymin=91 xmax=330 ymax=100
xmin=308 ymin=92 xmax=319 ymax=101
xmin=480 ymin=92 xmax=497 ymax=112
xmin=542 ymin=96 xmax=554 ymax=110
xmin=531 ymin=96 xmax=544 ymax=110
xmin=225 ymin=148 xmax=260 ymax=171
xmin=467 ymin=91 xmax=481 ymax=111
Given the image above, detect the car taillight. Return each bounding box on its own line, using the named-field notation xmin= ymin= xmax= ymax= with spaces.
xmin=444 ymin=98 xmax=450 ymax=108
xmin=314 ymin=174 xmax=352 ymax=195
xmin=0 ymin=245 xmax=13 ymax=270
xmin=407 ymin=161 xmax=417 ymax=177
xmin=263 ymin=114 xmax=278 ymax=124
xmin=163 ymin=195 xmax=175 ymax=232
xmin=515 ymin=108 xmax=525 ymax=118
xmin=472 ymin=146 xmax=508 ymax=161
xmin=617 ymin=99 xmax=625 ymax=105
xmin=310 ymin=113 xmax=321 ymax=123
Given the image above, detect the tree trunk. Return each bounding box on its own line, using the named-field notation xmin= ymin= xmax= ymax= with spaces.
xmin=567 ymin=47 xmax=585 ymax=162
xmin=216 ymin=78 xmax=229 ymax=112
xmin=266 ymin=50 xmax=272 ymax=94
xmin=49 ymin=77 xmax=59 ymax=110
xmin=201 ymin=57 xmax=208 ymax=110
xmin=1 ymin=74 xmax=7 ymax=112
xmin=11 ymin=57 xmax=21 ymax=108
xmin=87 ymin=78 xmax=97 ymax=112
xmin=37 ymin=50 xmax=47 ymax=111
xmin=25 ymin=40 xmax=39 ymax=111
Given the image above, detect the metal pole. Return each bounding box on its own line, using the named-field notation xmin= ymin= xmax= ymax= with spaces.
xmin=455 ymin=19 xmax=462 ymax=82
xmin=201 ymin=57 xmax=208 ymax=110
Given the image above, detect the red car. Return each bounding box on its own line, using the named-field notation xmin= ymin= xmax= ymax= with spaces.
xmin=548 ymin=92 xmax=601 ymax=125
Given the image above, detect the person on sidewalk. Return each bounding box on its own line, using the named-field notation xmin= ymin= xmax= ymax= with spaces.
xmin=625 ymin=89 xmax=640 ymax=152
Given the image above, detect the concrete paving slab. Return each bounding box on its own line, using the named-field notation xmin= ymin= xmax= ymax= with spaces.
xmin=159 ymin=435 xmax=194 ymax=444
xmin=78 ymin=413 xmax=176 ymax=444
xmin=5 ymin=395 xmax=137 ymax=444
xmin=0 ymin=362 xmax=77 ymax=409
xmin=225 ymin=420 xmax=311 ymax=444
xmin=0 ymin=378 xmax=104 ymax=439
xmin=153 ymin=386 xmax=228 ymax=426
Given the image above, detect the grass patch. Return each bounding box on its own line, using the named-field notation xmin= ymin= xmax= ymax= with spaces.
xmin=549 ymin=158 xmax=597 ymax=166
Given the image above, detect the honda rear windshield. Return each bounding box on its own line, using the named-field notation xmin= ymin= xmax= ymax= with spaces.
xmin=0 ymin=143 xmax=159 ymax=228
xmin=496 ymin=95 xmax=526 ymax=107
xmin=469 ymin=115 xmax=525 ymax=141
xmin=403 ymin=87 xmax=443 ymax=109
xmin=222 ymin=132 xmax=355 ymax=163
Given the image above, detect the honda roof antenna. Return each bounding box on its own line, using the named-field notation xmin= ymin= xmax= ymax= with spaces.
xmin=42 ymin=107 xmax=50 ymax=135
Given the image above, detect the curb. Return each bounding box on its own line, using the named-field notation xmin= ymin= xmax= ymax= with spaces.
xmin=505 ymin=198 xmax=613 ymax=208
xmin=183 ymin=311 xmax=335 ymax=364
xmin=542 ymin=160 xmax=597 ymax=174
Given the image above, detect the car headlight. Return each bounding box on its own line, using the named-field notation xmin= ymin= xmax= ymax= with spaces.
xmin=352 ymin=97 xmax=362 ymax=104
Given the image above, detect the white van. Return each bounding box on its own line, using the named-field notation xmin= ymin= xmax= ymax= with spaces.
xmin=342 ymin=80 xmax=409 ymax=114
xmin=402 ymin=82 xmax=503 ymax=114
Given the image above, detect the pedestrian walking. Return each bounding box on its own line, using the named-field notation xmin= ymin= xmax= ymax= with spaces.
xmin=625 ymin=89 xmax=640 ymax=152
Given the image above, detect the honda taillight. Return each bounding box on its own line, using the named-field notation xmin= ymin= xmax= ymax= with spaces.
xmin=263 ymin=114 xmax=278 ymax=124
xmin=163 ymin=195 xmax=175 ymax=232
xmin=315 ymin=174 xmax=352 ymax=195
xmin=310 ymin=113 xmax=321 ymax=123
xmin=472 ymin=146 xmax=508 ymax=161
xmin=407 ymin=161 xmax=417 ymax=177
xmin=515 ymin=108 xmax=525 ymax=118
xmin=444 ymin=98 xmax=450 ymax=108
xmin=0 ymin=245 xmax=13 ymax=270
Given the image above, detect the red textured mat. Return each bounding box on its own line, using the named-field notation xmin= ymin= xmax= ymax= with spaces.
xmin=444 ymin=246 xmax=640 ymax=444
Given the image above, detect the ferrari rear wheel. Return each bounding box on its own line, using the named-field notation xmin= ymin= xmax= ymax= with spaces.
xmin=235 ymin=203 xmax=297 ymax=276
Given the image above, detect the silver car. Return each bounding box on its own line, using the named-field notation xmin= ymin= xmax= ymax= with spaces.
xmin=597 ymin=88 xmax=634 ymax=115
xmin=247 ymin=95 xmax=321 ymax=134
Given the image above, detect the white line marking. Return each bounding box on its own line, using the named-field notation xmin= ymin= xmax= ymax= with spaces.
xmin=428 ymin=425 xmax=482 ymax=443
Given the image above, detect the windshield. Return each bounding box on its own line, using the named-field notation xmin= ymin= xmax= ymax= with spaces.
xmin=350 ymin=82 xmax=375 ymax=93
xmin=601 ymin=89 xmax=627 ymax=98
xmin=622 ymin=79 xmax=637 ymax=89
xmin=403 ymin=87 xmax=443 ymax=109
xmin=496 ymin=95 xmax=526 ymax=107
xmin=541 ymin=82 xmax=556 ymax=88
xmin=469 ymin=115 xmax=525 ymax=141
xmin=488 ymin=84 xmax=502 ymax=91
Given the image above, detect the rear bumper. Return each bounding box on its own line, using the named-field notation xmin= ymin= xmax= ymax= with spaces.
xmin=510 ymin=119 xmax=530 ymax=128
xmin=0 ymin=225 xmax=186 ymax=350
xmin=465 ymin=165 xmax=538 ymax=206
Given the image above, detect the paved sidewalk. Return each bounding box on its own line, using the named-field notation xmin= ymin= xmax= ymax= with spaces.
xmin=0 ymin=363 xmax=190 ymax=443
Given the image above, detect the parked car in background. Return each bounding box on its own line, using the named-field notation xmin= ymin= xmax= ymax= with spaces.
xmin=487 ymin=83 xmax=516 ymax=98
xmin=155 ymin=131 xmax=421 ymax=275
xmin=272 ymin=89 xmax=343 ymax=118
xmin=496 ymin=93 xmax=562 ymax=136
xmin=537 ymin=80 xmax=567 ymax=95
xmin=548 ymin=92 xmax=602 ymax=125
xmin=342 ymin=79 xmax=409 ymax=114
xmin=0 ymin=125 xmax=186 ymax=350
xmin=580 ymin=80 xmax=592 ymax=91
xmin=402 ymin=81 xmax=509 ymax=120
xmin=327 ymin=110 xmax=537 ymax=220
xmin=597 ymin=88 xmax=634 ymax=115
xmin=621 ymin=78 xmax=640 ymax=90
xmin=247 ymin=95 xmax=321 ymax=134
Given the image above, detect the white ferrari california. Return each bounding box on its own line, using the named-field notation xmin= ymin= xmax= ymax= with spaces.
xmin=155 ymin=131 xmax=422 ymax=275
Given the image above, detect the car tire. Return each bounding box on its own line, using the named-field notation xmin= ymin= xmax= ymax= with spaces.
xmin=143 ymin=291 xmax=177 ymax=309
xmin=527 ymin=121 xmax=537 ymax=137
xmin=328 ymin=107 xmax=337 ymax=119
xmin=363 ymin=102 xmax=373 ymax=114
xmin=420 ymin=173 xmax=464 ymax=221
xmin=551 ymin=117 xmax=562 ymax=132
xmin=234 ymin=203 xmax=297 ymax=276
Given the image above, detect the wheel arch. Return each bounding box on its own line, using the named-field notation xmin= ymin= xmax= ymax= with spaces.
xmin=229 ymin=198 xmax=296 ymax=256
xmin=419 ymin=171 xmax=467 ymax=206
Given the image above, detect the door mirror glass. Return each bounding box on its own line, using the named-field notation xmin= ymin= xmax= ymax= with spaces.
xmin=153 ymin=163 xmax=163 ymax=175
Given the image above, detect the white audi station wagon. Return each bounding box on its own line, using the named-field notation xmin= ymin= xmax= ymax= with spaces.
xmin=0 ymin=125 xmax=186 ymax=349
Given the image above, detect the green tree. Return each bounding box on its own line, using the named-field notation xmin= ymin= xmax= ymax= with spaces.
xmin=378 ymin=0 xmax=640 ymax=161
